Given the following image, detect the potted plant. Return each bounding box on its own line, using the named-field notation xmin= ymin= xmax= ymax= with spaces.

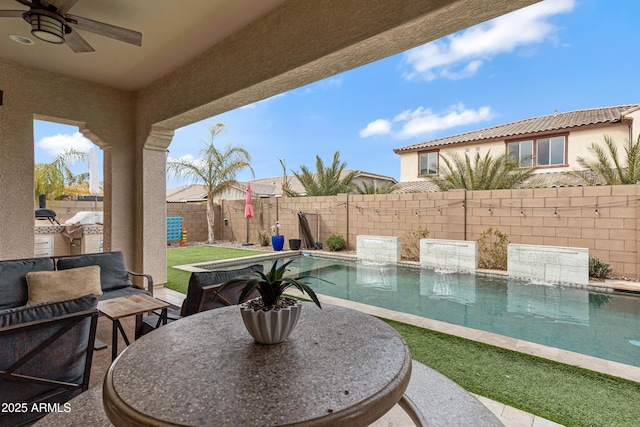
xmin=222 ymin=259 xmax=322 ymax=344
xmin=288 ymin=238 xmax=302 ymax=250
xmin=271 ymin=221 xmax=284 ymax=251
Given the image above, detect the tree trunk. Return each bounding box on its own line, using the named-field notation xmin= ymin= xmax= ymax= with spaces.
xmin=206 ymin=198 xmax=216 ymax=243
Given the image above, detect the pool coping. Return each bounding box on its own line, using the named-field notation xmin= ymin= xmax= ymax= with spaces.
xmin=173 ymin=250 xmax=640 ymax=383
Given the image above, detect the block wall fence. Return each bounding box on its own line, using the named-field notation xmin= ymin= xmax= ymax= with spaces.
xmin=166 ymin=203 xmax=209 ymax=243
xmin=168 ymin=184 xmax=640 ymax=279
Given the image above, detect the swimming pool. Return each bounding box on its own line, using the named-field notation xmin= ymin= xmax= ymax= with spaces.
xmin=202 ymin=254 xmax=640 ymax=368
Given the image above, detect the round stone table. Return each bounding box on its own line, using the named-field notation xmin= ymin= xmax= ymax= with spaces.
xmin=103 ymin=303 xmax=412 ymax=426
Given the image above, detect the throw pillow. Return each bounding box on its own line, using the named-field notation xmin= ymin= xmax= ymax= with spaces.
xmin=26 ymin=265 xmax=102 ymax=305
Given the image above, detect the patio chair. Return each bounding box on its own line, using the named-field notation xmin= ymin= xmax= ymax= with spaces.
xmin=142 ymin=264 xmax=263 ymax=334
xmin=0 ymin=295 xmax=98 ymax=427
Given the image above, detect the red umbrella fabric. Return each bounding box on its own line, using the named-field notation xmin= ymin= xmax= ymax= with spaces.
xmin=244 ymin=184 xmax=254 ymax=218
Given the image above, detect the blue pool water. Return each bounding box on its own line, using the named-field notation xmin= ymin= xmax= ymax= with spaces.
xmin=209 ymin=255 xmax=640 ymax=368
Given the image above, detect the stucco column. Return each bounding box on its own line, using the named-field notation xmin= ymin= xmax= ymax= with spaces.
xmin=0 ymin=108 xmax=35 ymax=260
xmin=138 ymin=127 xmax=174 ymax=286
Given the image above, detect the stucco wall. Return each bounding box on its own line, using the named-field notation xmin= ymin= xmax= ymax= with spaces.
xmin=216 ymin=185 xmax=640 ymax=279
xmin=398 ymin=122 xmax=632 ymax=181
xmin=0 ymin=59 xmax=136 ymax=265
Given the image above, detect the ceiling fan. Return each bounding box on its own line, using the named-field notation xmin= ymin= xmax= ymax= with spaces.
xmin=0 ymin=0 xmax=142 ymax=52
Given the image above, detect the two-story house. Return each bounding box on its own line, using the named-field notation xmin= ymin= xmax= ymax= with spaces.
xmin=394 ymin=104 xmax=640 ymax=190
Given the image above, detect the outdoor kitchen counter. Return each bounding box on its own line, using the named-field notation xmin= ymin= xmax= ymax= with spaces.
xmin=103 ymin=303 xmax=413 ymax=427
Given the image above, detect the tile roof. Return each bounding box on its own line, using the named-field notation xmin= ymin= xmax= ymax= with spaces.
xmin=392 ymin=180 xmax=441 ymax=193
xmin=394 ymin=104 xmax=640 ymax=153
xmin=167 ymin=169 xmax=397 ymax=200
xmin=166 ymin=184 xmax=208 ymax=202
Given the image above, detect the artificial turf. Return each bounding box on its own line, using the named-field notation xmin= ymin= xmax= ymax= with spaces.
xmin=386 ymin=319 xmax=640 ymax=427
xmin=166 ymin=245 xmax=268 ymax=294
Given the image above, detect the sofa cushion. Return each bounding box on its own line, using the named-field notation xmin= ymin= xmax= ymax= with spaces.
xmin=0 ymin=257 xmax=54 ymax=310
xmin=56 ymin=251 xmax=132 ymax=292
xmin=181 ymin=264 xmax=264 ymax=317
xmin=26 ymin=265 xmax=102 ymax=305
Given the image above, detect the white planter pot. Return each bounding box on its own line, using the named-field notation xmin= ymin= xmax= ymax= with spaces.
xmin=240 ymin=299 xmax=302 ymax=344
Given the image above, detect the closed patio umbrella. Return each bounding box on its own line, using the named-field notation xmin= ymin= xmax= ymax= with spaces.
xmin=89 ymin=147 xmax=100 ymax=210
xmin=243 ymin=183 xmax=254 ymax=245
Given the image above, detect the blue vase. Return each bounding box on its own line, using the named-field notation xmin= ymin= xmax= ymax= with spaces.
xmin=272 ymin=235 xmax=285 ymax=251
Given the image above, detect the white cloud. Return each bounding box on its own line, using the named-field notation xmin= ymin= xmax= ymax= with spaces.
xmin=240 ymin=93 xmax=286 ymax=109
xmin=359 ymin=119 xmax=392 ymax=138
xmin=36 ymin=132 xmax=93 ymax=157
xmin=298 ymin=77 xmax=344 ymax=96
xmin=395 ymin=103 xmax=494 ymax=139
xmin=403 ymin=0 xmax=575 ymax=81
xmin=360 ymin=103 xmax=494 ymax=140
xmin=319 ymin=77 xmax=342 ymax=89
xmin=167 ymin=153 xmax=195 ymax=163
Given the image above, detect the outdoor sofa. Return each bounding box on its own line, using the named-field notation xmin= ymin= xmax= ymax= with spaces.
xmin=0 ymin=251 xmax=152 ymax=426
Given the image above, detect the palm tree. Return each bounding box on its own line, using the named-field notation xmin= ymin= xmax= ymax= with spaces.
xmin=572 ymin=135 xmax=640 ymax=185
xmin=293 ymin=151 xmax=356 ymax=196
xmin=34 ymin=148 xmax=87 ymax=201
xmin=167 ymin=123 xmax=253 ymax=243
xmin=356 ymin=180 xmax=396 ymax=194
xmin=431 ymin=151 xmax=536 ymax=191
xmin=279 ymin=158 xmax=299 ymax=197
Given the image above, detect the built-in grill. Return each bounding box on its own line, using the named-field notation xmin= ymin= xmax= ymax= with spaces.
xmin=35 ymin=208 xmax=60 ymax=225
xmin=35 ymin=194 xmax=60 ymax=225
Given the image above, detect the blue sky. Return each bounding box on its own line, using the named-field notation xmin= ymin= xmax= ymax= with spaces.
xmin=34 ymin=0 xmax=639 ymax=190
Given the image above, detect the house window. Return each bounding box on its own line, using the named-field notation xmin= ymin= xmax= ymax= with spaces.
xmin=419 ymin=151 xmax=438 ymax=175
xmin=507 ymin=135 xmax=566 ymax=167
xmin=537 ymin=136 xmax=565 ymax=166
xmin=508 ymin=140 xmax=533 ymax=167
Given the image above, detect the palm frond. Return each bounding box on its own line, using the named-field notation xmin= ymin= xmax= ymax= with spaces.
xmin=433 ymin=150 xmax=535 ymax=191
xmin=294 ymin=151 xmax=356 ymax=196
xmin=572 ymin=134 xmax=640 ymax=185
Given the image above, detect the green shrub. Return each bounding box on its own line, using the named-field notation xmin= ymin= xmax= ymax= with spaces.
xmin=589 ymin=257 xmax=613 ymax=280
xmin=257 ymin=230 xmax=270 ymax=246
xmin=477 ymin=227 xmax=509 ymax=270
xmin=325 ymin=235 xmax=346 ymax=251
xmin=401 ymin=225 xmax=430 ymax=261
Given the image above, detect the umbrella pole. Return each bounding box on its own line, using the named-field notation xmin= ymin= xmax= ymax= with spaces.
xmin=242 ymin=217 xmax=253 ymax=246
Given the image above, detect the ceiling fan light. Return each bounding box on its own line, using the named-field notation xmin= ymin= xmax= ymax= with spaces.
xmin=30 ymin=13 xmax=65 ymax=44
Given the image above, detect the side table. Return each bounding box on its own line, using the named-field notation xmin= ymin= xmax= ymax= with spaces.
xmin=98 ymin=294 xmax=169 ymax=361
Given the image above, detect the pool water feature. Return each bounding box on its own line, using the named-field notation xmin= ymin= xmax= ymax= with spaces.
xmin=213 ymin=255 xmax=640 ymax=368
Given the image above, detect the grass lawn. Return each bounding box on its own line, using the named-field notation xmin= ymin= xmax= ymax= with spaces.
xmin=166 ymin=245 xmax=269 ymax=294
xmin=165 ymin=246 xmax=640 ymax=426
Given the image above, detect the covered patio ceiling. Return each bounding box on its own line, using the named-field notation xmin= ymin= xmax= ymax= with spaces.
xmin=0 ymin=0 xmax=288 ymax=90
xmin=0 ymin=0 xmax=540 ymax=282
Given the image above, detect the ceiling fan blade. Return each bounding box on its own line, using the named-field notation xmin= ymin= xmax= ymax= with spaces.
xmin=65 ymin=27 xmax=94 ymax=53
xmin=14 ymin=0 xmax=34 ymax=8
xmin=42 ymin=0 xmax=78 ymax=15
xmin=0 ymin=10 xmax=26 ymax=17
xmin=66 ymin=14 xmax=141 ymax=46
